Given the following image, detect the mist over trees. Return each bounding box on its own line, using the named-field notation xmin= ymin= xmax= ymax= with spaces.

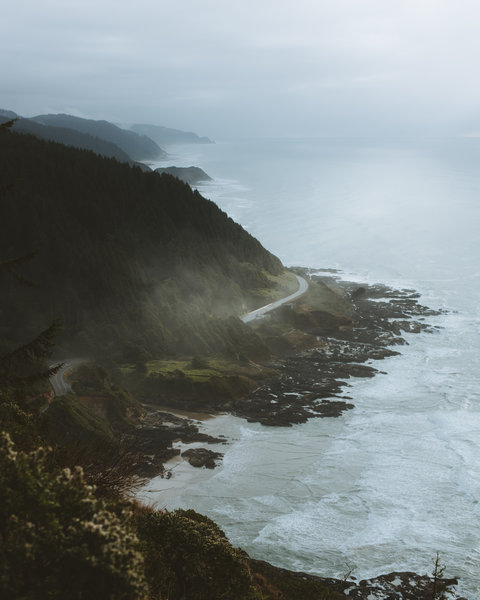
xmin=0 ymin=132 xmax=282 ymax=361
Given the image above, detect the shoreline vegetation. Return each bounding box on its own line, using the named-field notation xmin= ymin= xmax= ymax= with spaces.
xmin=0 ymin=119 xmax=465 ymax=598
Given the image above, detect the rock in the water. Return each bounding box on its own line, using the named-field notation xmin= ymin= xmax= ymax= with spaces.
xmin=182 ymin=447 xmax=223 ymax=469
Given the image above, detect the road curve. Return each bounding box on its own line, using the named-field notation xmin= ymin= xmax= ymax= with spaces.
xmin=49 ymin=359 xmax=85 ymax=397
xmin=240 ymin=274 xmax=309 ymax=323
xmin=47 ymin=277 xmax=309 ymax=394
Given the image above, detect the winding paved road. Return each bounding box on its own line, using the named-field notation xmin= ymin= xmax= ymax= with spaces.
xmin=49 ymin=359 xmax=85 ymax=397
xmin=240 ymin=274 xmax=309 ymax=323
xmin=47 ymin=275 xmax=308 ymax=397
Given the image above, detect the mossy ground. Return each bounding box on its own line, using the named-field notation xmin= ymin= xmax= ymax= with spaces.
xmin=120 ymin=356 xmax=278 ymax=412
xmin=121 ymin=357 xmax=277 ymax=382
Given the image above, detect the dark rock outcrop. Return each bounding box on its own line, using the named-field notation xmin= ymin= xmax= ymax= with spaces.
xmin=250 ymin=560 xmax=465 ymax=600
xmin=182 ymin=447 xmax=223 ymax=469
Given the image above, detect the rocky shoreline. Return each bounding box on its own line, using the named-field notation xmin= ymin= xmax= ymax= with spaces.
xmin=130 ymin=271 xmax=445 ymax=476
xmin=124 ymin=407 xmax=226 ymax=478
xmin=129 ymin=272 xmax=466 ymax=598
xmin=233 ymin=270 xmax=444 ymax=426
xmin=250 ymin=559 xmax=466 ymax=600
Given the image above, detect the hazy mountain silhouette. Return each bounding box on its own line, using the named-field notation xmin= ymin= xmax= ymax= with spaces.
xmin=131 ymin=123 xmax=213 ymax=146
xmin=31 ymin=113 xmax=167 ymax=161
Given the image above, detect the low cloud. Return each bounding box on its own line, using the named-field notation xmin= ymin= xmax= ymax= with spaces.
xmin=2 ymin=0 xmax=480 ymax=137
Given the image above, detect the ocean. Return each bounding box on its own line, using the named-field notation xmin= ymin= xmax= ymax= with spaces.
xmin=141 ymin=137 xmax=480 ymax=597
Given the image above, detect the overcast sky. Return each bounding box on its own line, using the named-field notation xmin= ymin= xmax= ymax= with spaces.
xmin=2 ymin=0 xmax=480 ymax=138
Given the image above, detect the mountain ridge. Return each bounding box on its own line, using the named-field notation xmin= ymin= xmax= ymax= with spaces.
xmin=0 ymin=109 xmax=152 ymax=169
xmin=131 ymin=122 xmax=213 ymax=145
xmin=31 ymin=113 xmax=167 ymax=161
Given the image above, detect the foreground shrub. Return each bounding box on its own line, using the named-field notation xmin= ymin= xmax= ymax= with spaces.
xmin=0 ymin=432 xmax=147 ymax=600
xmin=136 ymin=507 xmax=257 ymax=599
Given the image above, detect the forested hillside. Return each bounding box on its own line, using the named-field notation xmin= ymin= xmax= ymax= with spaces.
xmin=31 ymin=113 xmax=167 ymax=161
xmin=12 ymin=117 xmax=143 ymax=165
xmin=1 ymin=110 xmax=154 ymax=169
xmin=0 ymin=132 xmax=283 ymax=361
